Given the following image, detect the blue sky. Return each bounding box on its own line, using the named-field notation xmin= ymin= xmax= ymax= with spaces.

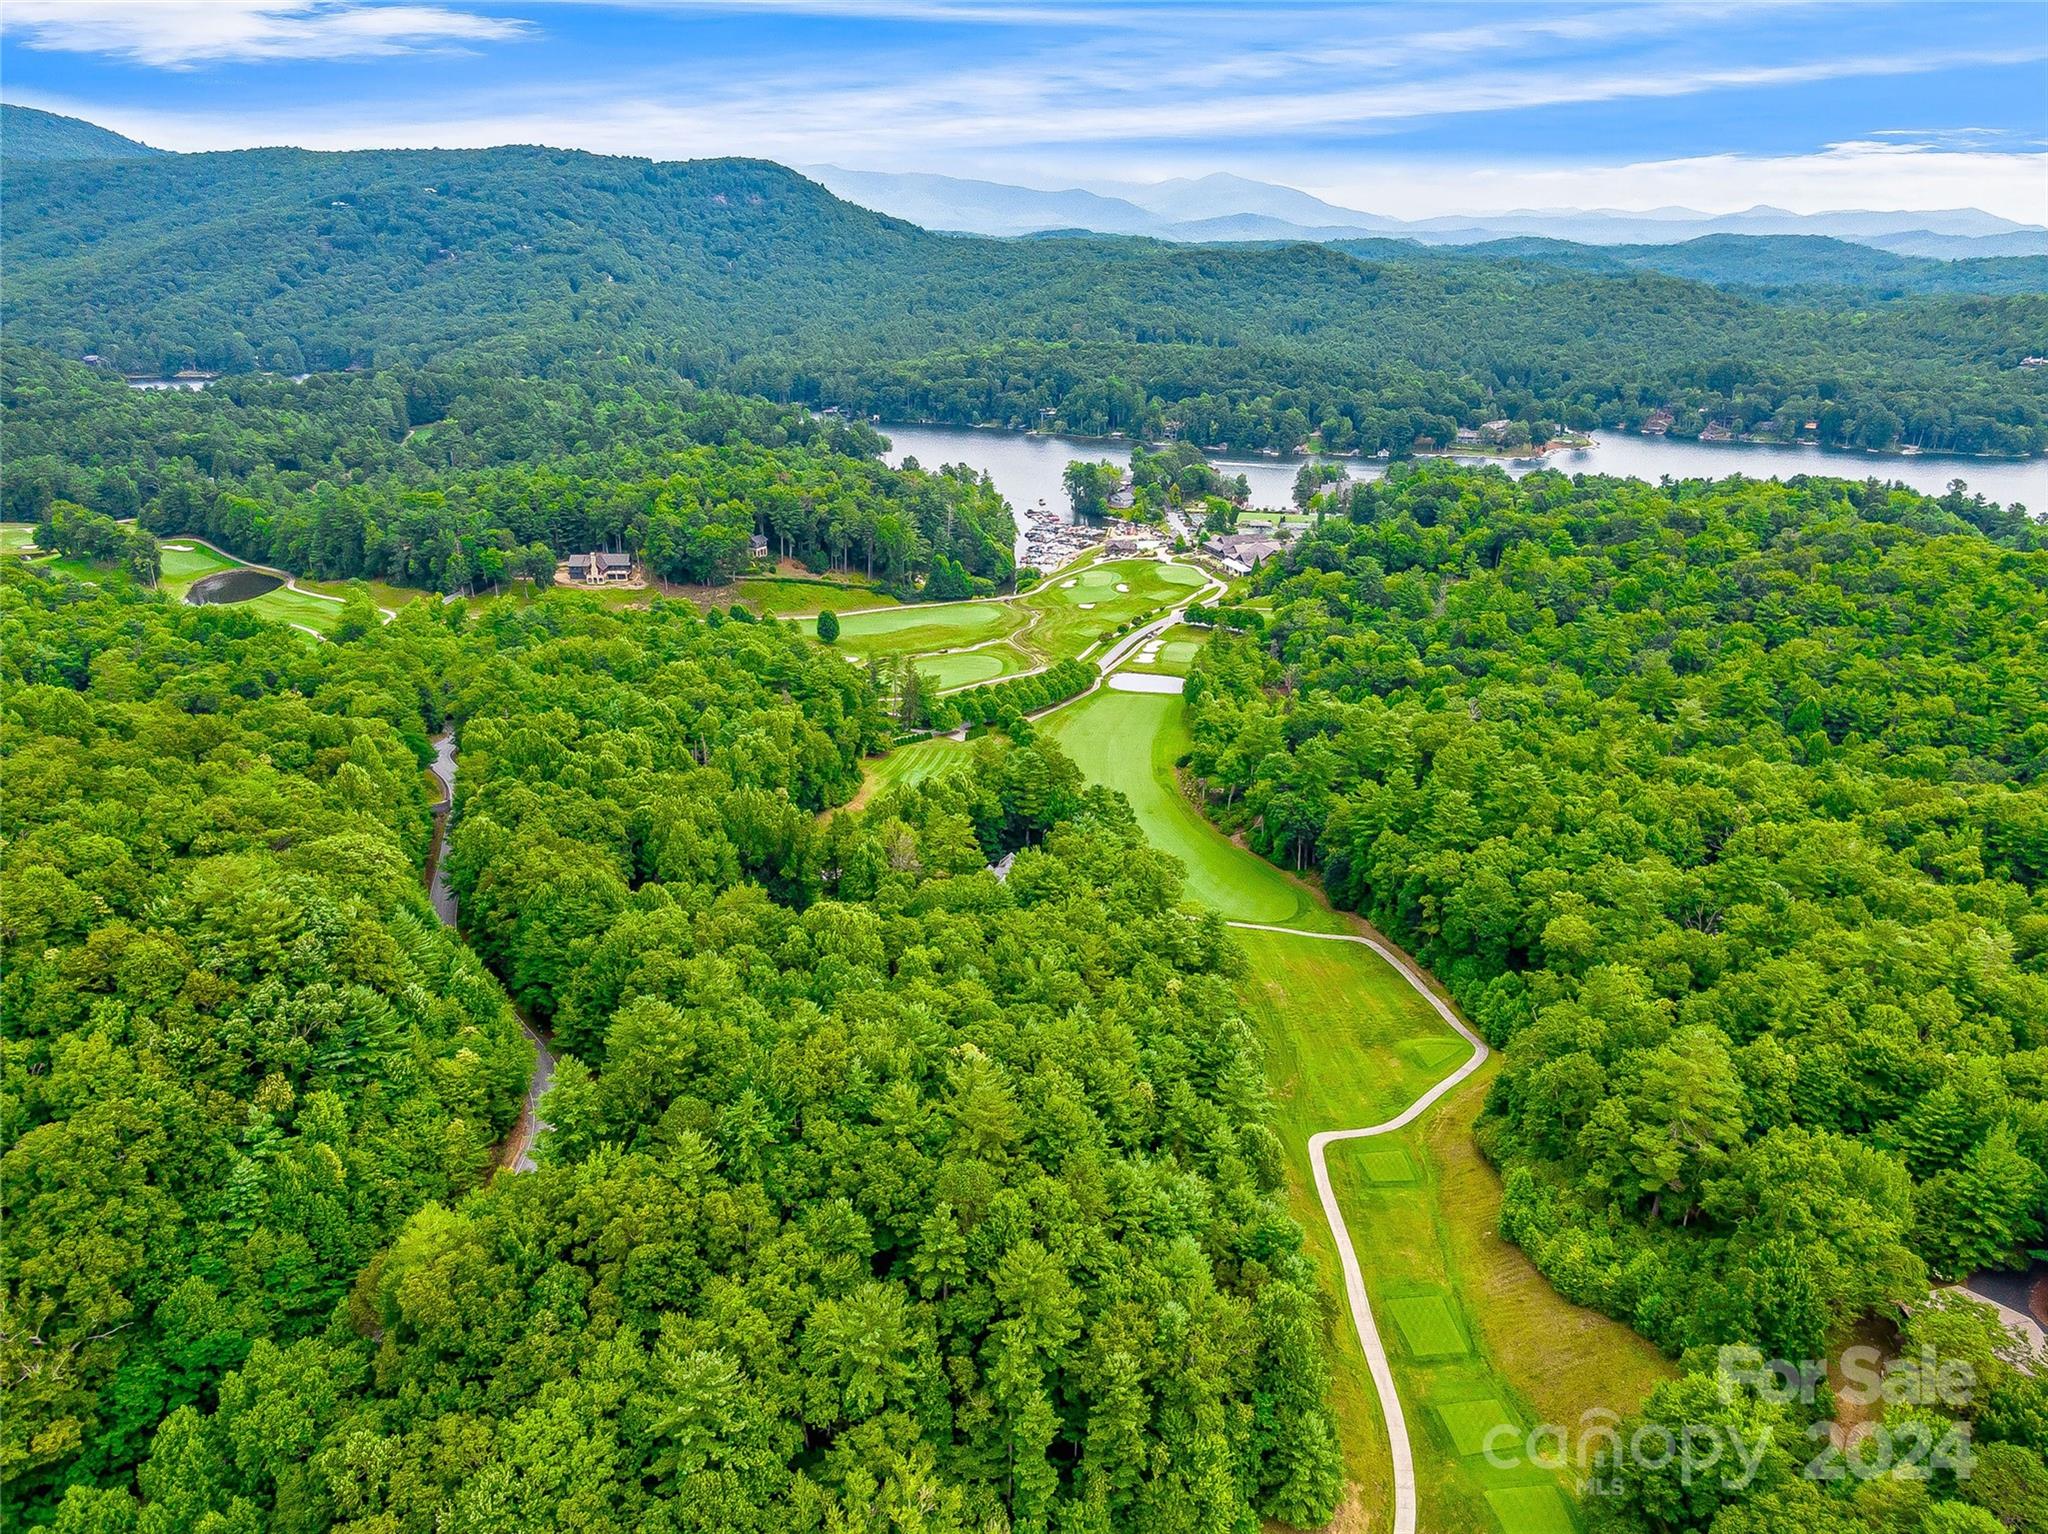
xmin=5 ymin=1 xmax=2045 ymax=218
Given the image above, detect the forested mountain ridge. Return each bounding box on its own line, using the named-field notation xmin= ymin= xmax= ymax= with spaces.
xmin=2 ymin=348 xmax=1017 ymax=594
xmin=1338 ymin=233 xmax=2048 ymax=298
xmin=6 ymin=141 xmax=2045 ymax=456
xmin=0 ymin=105 xmax=160 ymax=162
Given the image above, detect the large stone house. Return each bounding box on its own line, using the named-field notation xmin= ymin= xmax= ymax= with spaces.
xmin=566 ymin=550 xmax=634 ymax=584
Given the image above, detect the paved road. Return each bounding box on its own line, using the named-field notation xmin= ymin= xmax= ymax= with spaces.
xmin=1227 ymin=922 xmax=1489 ymax=1534
xmin=425 ymin=731 xmax=555 ymax=1175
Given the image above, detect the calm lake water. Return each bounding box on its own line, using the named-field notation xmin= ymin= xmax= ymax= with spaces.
xmin=880 ymin=423 xmax=2045 ymax=558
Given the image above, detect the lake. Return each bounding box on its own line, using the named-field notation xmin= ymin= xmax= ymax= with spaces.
xmin=879 ymin=423 xmax=2045 ymax=559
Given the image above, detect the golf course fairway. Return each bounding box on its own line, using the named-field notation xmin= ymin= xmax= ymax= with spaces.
xmin=1037 ymin=678 xmax=1669 ymax=1534
xmin=850 ymin=558 xmax=1670 ymax=1533
xmin=1042 ymin=689 xmax=1345 ymax=930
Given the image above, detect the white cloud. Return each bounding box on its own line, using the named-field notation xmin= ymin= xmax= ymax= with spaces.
xmin=2 ymin=2 xmax=531 ymax=68
xmin=11 ymin=1 xmax=2042 ymax=222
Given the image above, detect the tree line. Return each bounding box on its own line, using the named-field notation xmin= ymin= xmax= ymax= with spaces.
xmin=3 ymin=349 xmax=1015 ymax=598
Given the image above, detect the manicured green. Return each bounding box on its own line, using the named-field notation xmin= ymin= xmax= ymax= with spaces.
xmin=915 ymin=647 xmax=1019 ymax=690
xmin=832 ymin=599 xmax=1023 ymax=658
xmin=1042 ymin=689 xmax=1339 ymax=928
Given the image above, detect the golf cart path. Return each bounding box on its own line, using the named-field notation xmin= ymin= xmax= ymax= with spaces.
xmin=1227 ymin=922 xmax=1487 ymax=1534
xmin=1025 ymin=584 xmax=1480 ymax=1534
xmin=171 ymin=533 xmax=400 ymax=619
xmin=941 ymin=564 xmax=1228 ymax=736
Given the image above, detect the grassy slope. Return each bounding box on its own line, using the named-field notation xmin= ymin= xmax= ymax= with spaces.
xmin=1041 ymin=687 xmax=1673 ymax=1531
xmin=1045 ymin=689 xmax=1342 ymax=929
xmin=731 ymin=575 xmax=901 ymax=616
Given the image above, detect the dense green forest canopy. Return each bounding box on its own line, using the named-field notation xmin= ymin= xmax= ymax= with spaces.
xmin=1183 ymin=466 xmax=2048 ymax=1526
xmin=0 ymin=574 xmax=530 ymax=1517
xmin=5 ymin=143 xmax=2044 ymax=456
xmin=7 ymin=570 xmax=1345 ymax=1532
xmin=2 ymin=349 xmax=1015 ymax=595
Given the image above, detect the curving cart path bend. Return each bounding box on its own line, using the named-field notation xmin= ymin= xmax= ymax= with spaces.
xmin=1224 ymin=923 xmax=1489 ymax=1534
xmin=426 ymin=731 xmax=555 ymax=1174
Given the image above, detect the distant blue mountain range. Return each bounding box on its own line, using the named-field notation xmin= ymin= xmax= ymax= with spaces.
xmin=805 ymin=164 xmax=2048 ymax=260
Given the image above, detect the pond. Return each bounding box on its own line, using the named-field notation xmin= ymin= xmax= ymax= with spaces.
xmin=186 ymin=568 xmax=284 ymax=604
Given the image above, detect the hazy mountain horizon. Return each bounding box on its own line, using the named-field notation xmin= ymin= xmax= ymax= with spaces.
xmin=805 ymin=162 xmax=2048 ymax=257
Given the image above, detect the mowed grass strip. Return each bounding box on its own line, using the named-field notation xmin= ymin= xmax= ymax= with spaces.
xmin=1231 ymin=927 xmax=1447 ymax=1135
xmin=834 ymin=599 xmax=1023 ymax=659
xmin=860 ymin=735 xmax=972 ymax=800
xmin=1041 ymin=690 xmax=1340 ymax=929
xmin=1483 ymin=1483 xmax=1580 ymax=1534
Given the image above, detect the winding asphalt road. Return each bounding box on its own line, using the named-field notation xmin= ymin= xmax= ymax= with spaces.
xmin=426 ymin=731 xmax=555 ymax=1174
